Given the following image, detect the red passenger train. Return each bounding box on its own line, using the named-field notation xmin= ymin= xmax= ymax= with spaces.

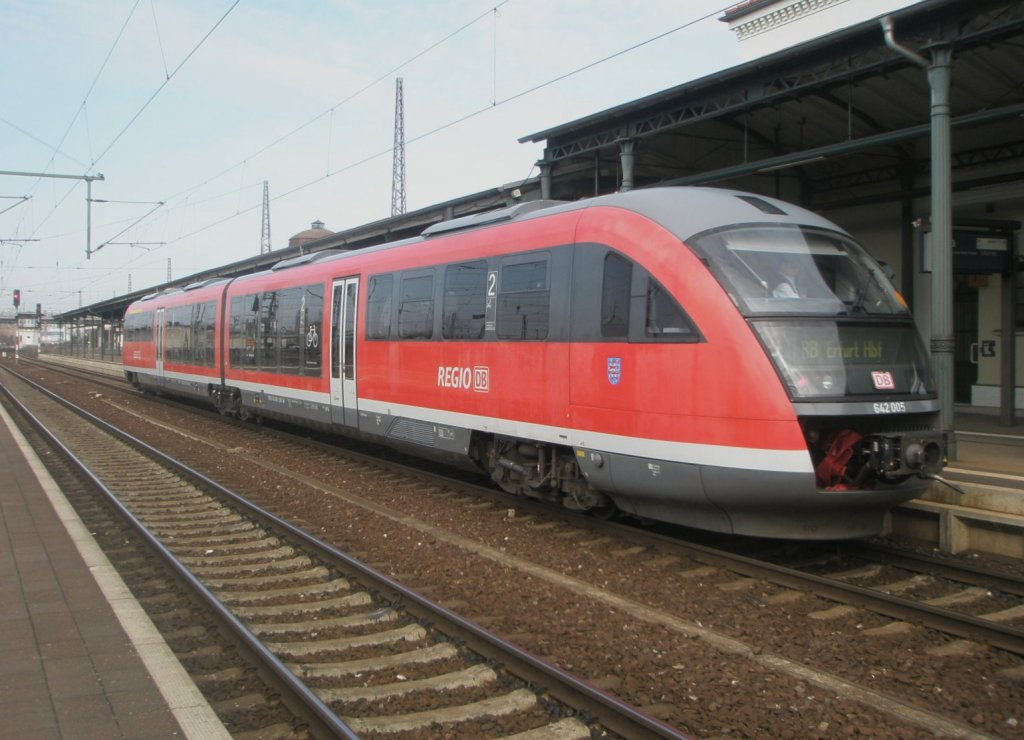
xmin=123 ymin=187 xmax=946 ymax=539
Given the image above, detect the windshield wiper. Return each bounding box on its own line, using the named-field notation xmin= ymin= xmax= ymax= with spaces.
xmin=731 ymin=252 xmax=769 ymax=293
xmin=846 ymin=270 xmax=883 ymax=314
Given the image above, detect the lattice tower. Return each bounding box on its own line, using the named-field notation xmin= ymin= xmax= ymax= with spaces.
xmin=261 ymin=180 xmax=272 ymax=254
xmin=391 ymin=78 xmax=406 ymax=216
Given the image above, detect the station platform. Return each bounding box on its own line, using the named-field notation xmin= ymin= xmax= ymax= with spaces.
xmin=0 ymin=401 xmax=228 ymax=738
xmin=888 ymin=410 xmax=1024 ymax=559
xmin=949 ymin=410 xmax=1024 ymax=478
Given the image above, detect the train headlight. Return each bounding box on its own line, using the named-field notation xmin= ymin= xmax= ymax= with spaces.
xmin=820 ymin=374 xmax=834 ymax=391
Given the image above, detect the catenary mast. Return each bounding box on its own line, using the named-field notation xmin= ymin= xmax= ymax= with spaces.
xmin=391 ymin=78 xmax=406 ymax=217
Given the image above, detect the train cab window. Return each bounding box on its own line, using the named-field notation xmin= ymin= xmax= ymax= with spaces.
xmin=497 ymin=257 xmax=549 ymax=340
xmin=366 ymin=274 xmax=394 ymax=339
xmin=443 ymin=261 xmax=487 ymax=340
xmin=642 ymin=278 xmax=699 ymax=341
xmin=398 ymin=272 xmax=434 ymax=339
xmin=689 ymin=225 xmax=907 ymax=317
xmin=601 ymin=253 xmax=632 ymax=338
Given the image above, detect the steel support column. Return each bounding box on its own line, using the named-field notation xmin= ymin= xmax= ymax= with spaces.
xmin=882 ymin=16 xmax=956 ymax=457
xmin=538 ymin=161 xmax=553 ymax=200
xmin=928 ymin=45 xmax=955 ymax=457
xmin=619 ymin=139 xmax=635 ymax=192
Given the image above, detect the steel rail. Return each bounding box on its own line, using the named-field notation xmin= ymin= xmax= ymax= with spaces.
xmin=1 ymin=367 xmax=690 ymax=740
xmin=842 ymin=541 xmax=1024 ymax=597
xmin=28 ymin=357 xmax=1024 ymax=657
xmin=0 ymin=375 xmax=359 ymax=740
xmin=629 ymin=531 xmax=1024 ymax=656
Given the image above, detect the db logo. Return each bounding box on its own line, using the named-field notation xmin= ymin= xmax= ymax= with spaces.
xmin=438 ymin=365 xmax=490 ymax=393
xmin=871 ymin=371 xmax=896 ymax=390
xmin=472 ymin=366 xmax=490 ymax=392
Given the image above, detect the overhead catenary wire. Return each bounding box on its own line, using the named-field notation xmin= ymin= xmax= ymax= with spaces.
xmin=90 ymin=201 xmax=166 ymax=256
xmin=167 ymin=3 xmax=731 ymax=244
xmin=14 ymin=0 xmax=517 ymax=304
xmin=160 ymin=0 xmax=511 ymax=205
xmin=8 ymin=0 xmax=511 ymax=306
xmin=2 ymin=0 xmax=241 ymax=300
xmin=17 ymin=2 xmax=735 ymax=309
xmin=6 ymin=0 xmax=240 ymax=247
xmin=91 ymin=0 xmax=242 ymax=167
xmin=2 ymin=1 xmax=143 ymax=244
xmin=2 ymin=1 xmax=243 ymax=302
xmin=34 ymin=0 xmax=142 ymax=181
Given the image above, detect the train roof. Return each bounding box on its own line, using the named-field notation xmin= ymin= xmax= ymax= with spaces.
xmin=563 ymin=186 xmax=846 ymax=241
xmin=266 ymin=187 xmax=845 ymax=276
xmin=127 ymin=187 xmax=849 ymax=306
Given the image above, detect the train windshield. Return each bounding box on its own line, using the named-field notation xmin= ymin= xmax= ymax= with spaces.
xmin=690 ymin=225 xmax=909 ymax=317
xmin=751 ymin=319 xmax=936 ymax=399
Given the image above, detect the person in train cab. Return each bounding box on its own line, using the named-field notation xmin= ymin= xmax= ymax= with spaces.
xmin=772 ymin=256 xmax=803 ymax=298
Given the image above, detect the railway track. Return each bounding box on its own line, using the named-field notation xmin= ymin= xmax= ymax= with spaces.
xmin=693 ymin=537 xmax=1024 ymax=656
xmin=19 ymin=358 xmax=1024 ymax=655
xmin=10 ymin=357 xmax=1024 ymax=736
xmin=0 ymin=365 xmax=685 ymax=739
xmin=45 ymin=358 xmax=1024 ymax=654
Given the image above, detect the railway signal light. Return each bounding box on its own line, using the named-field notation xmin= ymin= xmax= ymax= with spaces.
xmin=13 ymin=289 xmax=20 ymax=308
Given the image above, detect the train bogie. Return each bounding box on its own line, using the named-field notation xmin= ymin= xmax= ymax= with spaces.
xmin=123 ymin=187 xmax=946 ymax=539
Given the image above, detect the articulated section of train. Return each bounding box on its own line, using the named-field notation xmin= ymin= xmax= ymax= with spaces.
xmin=123 ymin=187 xmax=945 ymax=539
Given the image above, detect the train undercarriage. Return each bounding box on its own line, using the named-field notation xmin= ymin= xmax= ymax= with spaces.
xmin=479 ymin=436 xmax=615 ymax=516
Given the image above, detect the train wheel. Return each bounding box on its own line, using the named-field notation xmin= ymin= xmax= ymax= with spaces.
xmin=588 ymin=500 xmax=619 ymax=520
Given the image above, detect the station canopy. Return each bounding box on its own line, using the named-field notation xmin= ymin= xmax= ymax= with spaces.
xmin=521 ymin=0 xmax=1024 ymax=214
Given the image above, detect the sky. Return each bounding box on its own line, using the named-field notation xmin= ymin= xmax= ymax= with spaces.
xmin=1 ymin=0 xmax=742 ymax=316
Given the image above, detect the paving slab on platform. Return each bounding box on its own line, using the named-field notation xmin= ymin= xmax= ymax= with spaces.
xmin=0 ymin=402 xmax=226 ymax=739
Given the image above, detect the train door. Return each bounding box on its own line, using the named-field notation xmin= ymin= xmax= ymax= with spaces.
xmin=330 ymin=277 xmax=359 ymax=427
xmin=155 ymin=307 xmax=166 ymax=380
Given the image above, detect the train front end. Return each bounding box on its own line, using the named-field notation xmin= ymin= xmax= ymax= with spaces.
xmin=691 ymin=221 xmax=946 ymax=536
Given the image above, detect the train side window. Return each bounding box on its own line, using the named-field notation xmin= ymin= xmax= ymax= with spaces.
xmin=193 ymin=301 xmax=216 ymax=367
xmin=228 ymin=297 xmax=242 ymax=366
xmin=643 ymin=278 xmax=699 ymax=341
xmin=165 ymin=305 xmax=192 ymax=364
xmin=304 ymin=284 xmax=324 ymax=376
xmin=124 ymin=311 xmax=153 ymax=343
xmin=259 ymin=291 xmax=280 ymax=371
xmin=277 ymin=287 xmax=303 ymax=374
xmin=366 ymin=274 xmax=394 ymax=340
xmin=497 ymin=257 xmax=549 ymax=340
xmin=398 ymin=272 xmax=434 ymax=340
xmin=601 ymin=253 xmax=632 ymax=339
xmin=443 ymin=260 xmax=487 ymax=340
xmin=229 ymin=295 xmax=256 ymax=368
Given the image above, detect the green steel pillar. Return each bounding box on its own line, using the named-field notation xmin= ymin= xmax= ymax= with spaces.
xmin=928 ymin=45 xmax=955 ymax=458
xmin=882 ymin=16 xmax=956 ymax=458
xmin=538 ymin=161 xmax=552 ymax=201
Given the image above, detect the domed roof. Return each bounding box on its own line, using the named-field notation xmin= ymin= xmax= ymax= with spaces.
xmin=288 ymin=219 xmax=332 ymax=249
